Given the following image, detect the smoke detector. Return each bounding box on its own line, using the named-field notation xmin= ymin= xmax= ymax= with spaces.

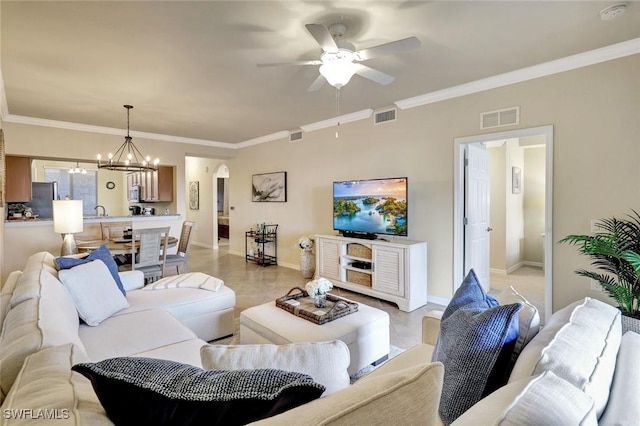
xmin=600 ymin=3 xmax=627 ymax=21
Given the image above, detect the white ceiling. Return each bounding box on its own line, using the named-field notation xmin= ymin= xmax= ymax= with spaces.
xmin=2 ymin=1 xmax=639 ymax=145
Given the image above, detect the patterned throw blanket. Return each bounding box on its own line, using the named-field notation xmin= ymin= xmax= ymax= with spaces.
xmin=143 ymin=272 xmax=224 ymax=292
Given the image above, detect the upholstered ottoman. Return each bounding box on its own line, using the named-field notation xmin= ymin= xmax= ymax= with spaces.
xmin=240 ymin=299 xmax=390 ymax=375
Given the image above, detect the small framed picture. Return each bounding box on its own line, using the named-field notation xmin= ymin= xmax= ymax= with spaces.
xmin=252 ymin=172 xmax=287 ymax=202
xmin=189 ymin=181 xmax=199 ymax=210
xmin=512 ymin=167 xmax=521 ymax=194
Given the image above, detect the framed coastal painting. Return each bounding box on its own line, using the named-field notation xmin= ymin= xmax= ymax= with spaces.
xmin=189 ymin=181 xmax=199 ymax=210
xmin=252 ymin=172 xmax=287 ymax=202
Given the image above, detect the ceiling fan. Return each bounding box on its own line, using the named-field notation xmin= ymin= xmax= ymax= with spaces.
xmin=258 ymin=23 xmax=421 ymax=91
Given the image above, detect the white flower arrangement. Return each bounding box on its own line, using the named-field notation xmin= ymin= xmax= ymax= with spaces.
xmin=305 ymin=278 xmax=333 ymax=296
xmin=298 ymin=235 xmax=315 ymax=250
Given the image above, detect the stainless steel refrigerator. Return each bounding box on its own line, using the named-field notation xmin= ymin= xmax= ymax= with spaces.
xmin=29 ymin=182 xmax=59 ymax=219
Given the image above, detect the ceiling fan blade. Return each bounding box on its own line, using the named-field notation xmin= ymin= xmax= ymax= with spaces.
xmin=354 ymin=36 xmax=421 ymax=61
xmin=305 ymin=23 xmax=339 ymax=53
xmin=307 ymin=74 xmax=326 ymax=92
xmin=257 ymin=60 xmax=322 ymax=67
xmin=354 ymin=64 xmax=395 ymax=86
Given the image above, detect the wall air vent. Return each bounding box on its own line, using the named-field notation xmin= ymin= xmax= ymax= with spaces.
xmin=289 ymin=130 xmax=303 ymax=143
xmin=480 ymin=106 xmax=520 ymax=129
xmin=374 ymin=108 xmax=397 ymax=125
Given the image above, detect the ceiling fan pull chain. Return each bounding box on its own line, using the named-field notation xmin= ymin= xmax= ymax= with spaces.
xmin=335 ymin=88 xmax=341 ymax=139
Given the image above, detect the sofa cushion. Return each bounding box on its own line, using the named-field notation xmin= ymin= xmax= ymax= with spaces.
xmin=599 ymin=331 xmax=640 ymax=425
xmin=58 ymin=260 xmax=129 ymax=327
xmin=451 ymin=371 xmax=597 ymax=425
xmin=201 ymin=340 xmax=351 ymax=396
xmin=1 ymin=343 xmax=113 ymax=425
xmin=72 ymin=357 xmax=325 ymax=425
xmin=496 ymin=285 xmax=540 ymax=359
xmin=250 ymin=362 xmax=444 ymax=426
xmin=21 ymin=251 xmax=58 ymax=275
xmin=78 ymin=308 xmax=198 ymax=361
xmin=56 ymin=245 xmax=126 ymax=296
xmin=509 ymin=297 xmax=621 ymax=417
xmin=0 ymin=270 xmax=84 ymax=403
xmin=432 ymin=269 xmax=522 ymax=425
xmin=0 ymin=270 xmax=22 ymax=329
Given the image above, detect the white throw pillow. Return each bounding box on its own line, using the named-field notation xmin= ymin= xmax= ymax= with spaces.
xmin=599 ymin=331 xmax=640 ymax=425
xmin=58 ymin=260 xmax=129 ymax=326
xmin=509 ymin=297 xmax=621 ymax=417
xmin=496 ymin=285 xmax=540 ymax=358
xmin=201 ymin=340 xmax=350 ymax=396
xmin=451 ymin=371 xmax=597 ymax=425
xmin=251 ymin=362 xmax=444 ymax=426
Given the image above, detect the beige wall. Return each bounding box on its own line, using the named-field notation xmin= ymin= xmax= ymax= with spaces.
xmin=523 ymin=146 xmax=545 ymax=265
xmin=489 ymin=144 xmax=506 ymax=271
xmin=1 ymin=54 xmax=639 ymax=311
xmin=505 ymin=139 xmax=524 ymax=270
xmin=185 ymin=156 xmax=228 ymax=248
xmin=227 ymin=54 xmax=640 ymax=310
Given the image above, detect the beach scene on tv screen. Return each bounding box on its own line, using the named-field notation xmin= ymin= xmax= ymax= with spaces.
xmin=333 ymin=178 xmax=407 ymax=236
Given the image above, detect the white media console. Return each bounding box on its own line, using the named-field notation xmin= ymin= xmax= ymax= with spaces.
xmin=315 ymin=234 xmax=427 ymax=312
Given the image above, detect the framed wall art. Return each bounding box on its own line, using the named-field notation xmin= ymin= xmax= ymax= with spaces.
xmin=512 ymin=167 xmax=521 ymax=194
xmin=189 ymin=181 xmax=199 ymax=210
xmin=252 ymin=171 xmax=287 ymax=202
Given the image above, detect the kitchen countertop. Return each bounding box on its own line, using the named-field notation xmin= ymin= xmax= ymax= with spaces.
xmin=5 ymin=214 xmax=182 ymax=227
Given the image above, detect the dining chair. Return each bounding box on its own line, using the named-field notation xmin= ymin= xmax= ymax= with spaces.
xmin=164 ymin=221 xmax=195 ymax=275
xmin=100 ymin=221 xmax=133 ymax=240
xmin=119 ymin=226 xmax=170 ymax=284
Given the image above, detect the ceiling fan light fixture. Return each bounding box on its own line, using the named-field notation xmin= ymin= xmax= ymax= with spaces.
xmin=319 ymin=60 xmax=358 ymax=89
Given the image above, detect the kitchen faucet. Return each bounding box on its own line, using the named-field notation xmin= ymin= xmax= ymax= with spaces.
xmin=94 ymin=205 xmax=107 ymax=217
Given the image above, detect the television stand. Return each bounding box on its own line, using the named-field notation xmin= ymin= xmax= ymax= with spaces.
xmin=339 ymin=231 xmax=378 ymax=240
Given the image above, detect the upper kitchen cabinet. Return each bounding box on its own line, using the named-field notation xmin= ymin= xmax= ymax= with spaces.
xmin=5 ymin=156 xmax=32 ymax=202
xmin=127 ymin=166 xmax=173 ymax=202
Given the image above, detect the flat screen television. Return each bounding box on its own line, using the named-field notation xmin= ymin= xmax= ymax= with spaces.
xmin=333 ymin=177 xmax=408 ymax=239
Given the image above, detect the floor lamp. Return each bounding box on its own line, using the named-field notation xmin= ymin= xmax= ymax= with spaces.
xmin=53 ymin=200 xmax=84 ymax=256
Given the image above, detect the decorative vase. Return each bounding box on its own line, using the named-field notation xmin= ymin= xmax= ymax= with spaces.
xmin=313 ymin=293 xmax=327 ymax=308
xmin=300 ymin=249 xmax=316 ymax=279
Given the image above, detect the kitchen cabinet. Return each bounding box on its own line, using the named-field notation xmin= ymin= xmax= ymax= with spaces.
xmin=315 ymin=234 xmax=427 ymax=312
xmin=126 ymin=166 xmax=173 ymax=202
xmin=5 ymin=156 xmax=32 ymax=202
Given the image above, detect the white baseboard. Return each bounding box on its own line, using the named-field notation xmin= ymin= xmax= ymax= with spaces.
xmin=490 ymin=268 xmax=507 ymax=275
xmin=522 ymin=261 xmax=544 ymax=269
xmin=192 ymin=241 xmax=214 ymax=249
xmin=491 ymin=261 xmax=543 ymax=276
xmin=427 ymin=295 xmax=450 ymax=308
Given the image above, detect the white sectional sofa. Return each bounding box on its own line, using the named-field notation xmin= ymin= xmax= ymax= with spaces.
xmin=1 ymin=250 xmax=638 ymax=425
xmin=0 ymin=251 xmax=235 ymax=419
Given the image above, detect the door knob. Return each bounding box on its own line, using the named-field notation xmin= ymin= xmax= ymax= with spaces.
xmin=487 ymin=227 xmax=493 ymax=232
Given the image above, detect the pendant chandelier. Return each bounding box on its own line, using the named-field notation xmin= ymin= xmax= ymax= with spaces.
xmin=96 ymin=105 xmax=159 ymax=172
xmin=69 ymin=162 xmax=87 ymax=174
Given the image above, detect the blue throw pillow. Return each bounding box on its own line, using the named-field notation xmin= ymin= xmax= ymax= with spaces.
xmin=56 ymin=245 xmax=126 ymax=296
xmin=72 ymin=357 xmax=325 ymax=425
xmin=432 ymin=269 xmax=522 ymax=425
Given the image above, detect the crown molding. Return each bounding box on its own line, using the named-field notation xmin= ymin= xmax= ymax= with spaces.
xmin=300 ymin=109 xmax=373 ymax=133
xmin=395 ymin=37 xmax=640 ymax=110
xmin=2 ymin=114 xmax=237 ymax=149
xmin=236 ymin=131 xmax=291 ymax=149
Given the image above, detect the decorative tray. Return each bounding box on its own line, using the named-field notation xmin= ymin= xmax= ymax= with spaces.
xmin=275 ymin=287 xmax=358 ymax=325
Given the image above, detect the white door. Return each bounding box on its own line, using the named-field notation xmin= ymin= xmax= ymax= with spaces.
xmin=464 ymin=144 xmax=491 ymax=291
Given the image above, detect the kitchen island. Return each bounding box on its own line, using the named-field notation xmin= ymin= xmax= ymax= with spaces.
xmin=2 ymin=214 xmax=183 ymax=281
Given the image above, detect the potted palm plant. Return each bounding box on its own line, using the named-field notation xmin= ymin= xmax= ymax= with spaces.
xmin=559 ymin=211 xmax=640 ymax=333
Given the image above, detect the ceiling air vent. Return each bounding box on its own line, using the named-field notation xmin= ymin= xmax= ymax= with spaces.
xmin=289 ymin=130 xmax=303 ymax=143
xmin=374 ymin=108 xmax=397 ymax=125
xmin=480 ymin=106 xmax=520 ymax=129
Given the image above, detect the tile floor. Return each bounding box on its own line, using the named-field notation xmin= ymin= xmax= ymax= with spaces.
xmin=489 ymin=266 xmax=545 ymax=318
xmin=185 ymin=242 xmax=445 ymax=350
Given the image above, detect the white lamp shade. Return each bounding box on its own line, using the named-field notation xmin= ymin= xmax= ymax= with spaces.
xmin=319 ymin=61 xmax=358 ymax=89
xmin=53 ymin=200 xmax=84 ymax=234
